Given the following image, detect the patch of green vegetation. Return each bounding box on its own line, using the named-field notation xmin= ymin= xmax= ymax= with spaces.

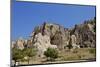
xmin=12 ymin=48 xmax=37 ymax=65
xmin=44 ymin=48 xmax=58 ymax=61
xmin=12 ymin=48 xmax=24 ymax=62
xmin=88 ymin=48 xmax=96 ymax=54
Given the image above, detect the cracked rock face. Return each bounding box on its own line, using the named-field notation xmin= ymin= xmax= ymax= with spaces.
xmin=31 ymin=18 xmax=95 ymax=56
xmin=33 ymin=33 xmax=57 ymax=57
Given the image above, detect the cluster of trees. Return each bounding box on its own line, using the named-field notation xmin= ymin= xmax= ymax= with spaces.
xmin=12 ymin=47 xmax=59 ymax=66
xmin=12 ymin=47 xmax=37 ymax=66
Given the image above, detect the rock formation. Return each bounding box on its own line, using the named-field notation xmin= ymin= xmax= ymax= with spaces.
xmin=33 ymin=33 xmax=57 ymax=57
xmin=11 ymin=41 xmax=16 ymax=48
xmin=12 ymin=17 xmax=96 ymax=57
xmin=70 ymin=35 xmax=80 ymax=49
xmin=16 ymin=37 xmax=24 ymax=50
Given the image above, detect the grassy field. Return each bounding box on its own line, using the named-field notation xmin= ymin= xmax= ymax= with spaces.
xmin=58 ymin=48 xmax=96 ymax=61
xmin=18 ymin=48 xmax=96 ymax=65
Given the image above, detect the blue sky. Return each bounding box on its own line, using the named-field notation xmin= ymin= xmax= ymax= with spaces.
xmin=11 ymin=1 xmax=96 ymax=40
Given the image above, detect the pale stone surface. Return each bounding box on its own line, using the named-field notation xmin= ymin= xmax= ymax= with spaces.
xmin=16 ymin=37 xmax=24 ymax=50
xmin=11 ymin=41 xmax=16 ymax=48
xmin=71 ymin=35 xmax=80 ymax=49
xmin=33 ymin=33 xmax=57 ymax=57
xmin=12 ymin=18 xmax=96 ymax=56
xmin=88 ymin=24 xmax=93 ymax=32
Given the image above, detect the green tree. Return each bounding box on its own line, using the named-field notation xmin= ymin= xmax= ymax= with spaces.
xmin=12 ymin=48 xmax=24 ymax=66
xmin=44 ymin=48 xmax=58 ymax=61
xmin=22 ymin=48 xmax=37 ymax=64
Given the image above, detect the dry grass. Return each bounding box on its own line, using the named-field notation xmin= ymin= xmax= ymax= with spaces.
xmin=58 ymin=48 xmax=96 ymax=61
xmin=18 ymin=48 xmax=96 ymax=65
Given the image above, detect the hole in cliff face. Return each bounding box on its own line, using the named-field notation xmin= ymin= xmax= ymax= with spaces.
xmin=90 ymin=40 xmax=93 ymax=43
xmin=24 ymin=44 xmax=27 ymax=48
xmin=80 ymin=45 xmax=84 ymax=48
xmin=82 ymin=34 xmax=88 ymax=41
xmin=67 ymin=44 xmax=73 ymax=49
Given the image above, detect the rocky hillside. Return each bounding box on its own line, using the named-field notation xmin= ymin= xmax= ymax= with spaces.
xmin=12 ymin=17 xmax=96 ymax=57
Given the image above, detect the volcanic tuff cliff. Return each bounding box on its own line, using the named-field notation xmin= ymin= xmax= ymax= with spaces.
xmin=12 ymin=17 xmax=96 ymax=57
xmin=31 ymin=17 xmax=96 ymax=48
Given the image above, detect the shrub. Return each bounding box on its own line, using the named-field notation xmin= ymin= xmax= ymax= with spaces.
xmin=89 ymin=48 xmax=96 ymax=54
xmin=22 ymin=48 xmax=37 ymax=64
xmin=23 ymin=48 xmax=36 ymax=57
xmin=12 ymin=48 xmax=24 ymax=66
xmin=44 ymin=48 xmax=58 ymax=61
xmin=12 ymin=48 xmax=24 ymax=61
xmin=12 ymin=47 xmax=37 ymax=65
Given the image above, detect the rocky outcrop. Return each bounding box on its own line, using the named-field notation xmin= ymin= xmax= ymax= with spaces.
xmin=70 ymin=35 xmax=80 ymax=49
xmin=32 ymin=22 xmax=71 ymax=50
xmin=12 ymin=17 xmax=96 ymax=57
xmin=71 ymin=18 xmax=96 ymax=48
xmin=16 ymin=37 xmax=24 ymax=50
xmin=33 ymin=33 xmax=57 ymax=57
xmin=31 ymin=18 xmax=95 ymax=50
